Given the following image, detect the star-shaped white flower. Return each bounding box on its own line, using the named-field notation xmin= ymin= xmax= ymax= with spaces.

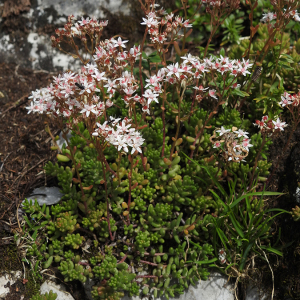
xmin=272 ymin=118 xmax=287 ymax=131
xmin=234 ymin=129 xmax=249 ymax=138
xmin=216 ymin=126 xmax=230 ymax=136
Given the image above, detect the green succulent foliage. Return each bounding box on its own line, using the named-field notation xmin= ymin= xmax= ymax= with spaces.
xmin=44 ymin=163 xmax=73 ymax=195
xmin=22 ymin=199 xmax=44 ymax=215
xmin=229 ymin=24 xmax=292 ymax=60
xmin=24 ymin=136 xmax=223 ymax=300
xmin=211 ymin=108 xmax=250 ymax=130
xmin=64 ymin=233 xmax=85 ymax=249
xmin=142 ymin=117 xmax=168 ymax=147
xmin=58 ymin=260 xmax=92 ymax=283
xmin=23 ymin=102 xmax=281 ymax=300
xmin=30 ymin=290 xmax=57 ymax=300
xmin=27 ymin=243 xmax=44 ymax=261
xmin=221 ymin=13 xmax=245 ymax=46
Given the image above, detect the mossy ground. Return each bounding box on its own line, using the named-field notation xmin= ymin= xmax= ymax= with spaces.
xmin=0 ymin=233 xmax=40 ymax=299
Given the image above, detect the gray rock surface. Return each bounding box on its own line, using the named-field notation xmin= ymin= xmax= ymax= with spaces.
xmin=0 ymin=271 xmax=22 ymax=299
xmin=245 ymin=283 xmax=268 ymax=300
xmin=0 ymin=0 xmax=130 ymax=71
xmin=40 ymin=280 xmax=75 ymax=300
xmin=122 ymin=273 xmax=235 ymax=300
xmin=23 ymin=186 xmax=63 ymax=205
xmin=56 ymin=130 xmax=72 ymax=150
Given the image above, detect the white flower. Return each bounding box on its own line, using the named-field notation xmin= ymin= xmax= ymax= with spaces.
xmin=116 ymin=121 xmax=131 ymax=133
xmin=260 ymin=12 xmax=276 ymax=23
xmin=141 ymin=17 xmax=159 ymax=27
xmin=208 ymin=89 xmax=218 ymax=100
xmin=166 ymin=63 xmax=183 ymax=78
xmin=216 ymin=126 xmax=230 ymax=136
xmin=92 ymin=71 xmax=107 ymax=82
xmin=234 ymin=129 xmax=249 ymax=138
xmin=181 ymin=54 xmax=197 ymax=64
xmin=193 ymin=85 xmax=209 ymax=91
xmin=272 ymin=118 xmax=287 ymax=131
xmin=104 ymin=79 xmax=118 ymax=93
xmin=143 ymin=89 xmax=159 ymax=105
xmin=112 ymin=37 xmax=129 ymax=48
xmin=128 ymin=136 xmax=144 ymax=154
xmin=26 ymin=102 xmax=37 ymax=114
xmin=241 ymin=138 xmax=253 ymax=151
xmin=78 ymin=17 xmax=90 ymax=26
xmin=112 ymin=136 xmax=129 ymax=153
xmin=80 ymin=104 xmax=97 ymax=117
xmin=279 ymin=95 xmax=292 ymax=107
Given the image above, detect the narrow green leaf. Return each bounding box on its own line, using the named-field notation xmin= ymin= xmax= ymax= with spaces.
xmin=239 ymin=241 xmax=254 ymax=271
xmin=32 ymin=230 xmax=38 ymax=241
xmin=228 ymin=212 xmax=244 ymax=238
xmin=186 ymin=258 xmax=218 ymax=265
xmin=24 ymin=216 xmax=33 ymax=229
xmin=231 ymin=191 xmax=283 ymax=209
xmin=259 ymin=246 xmax=282 ymax=256
xmin=181 ymin=151 xmax=228 ymax=198
xmin=225 ymin=263 xmax=238 ymax=272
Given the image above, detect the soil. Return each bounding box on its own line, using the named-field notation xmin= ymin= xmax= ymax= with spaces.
xmin=1 ymin=0 xmax=300 ymax=300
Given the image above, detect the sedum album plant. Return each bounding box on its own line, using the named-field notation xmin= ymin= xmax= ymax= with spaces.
xmin=18 ymin=0 xmax=300 ymax=299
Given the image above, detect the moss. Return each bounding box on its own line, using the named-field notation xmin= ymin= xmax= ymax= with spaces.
xmin=0 ymin=244 xmax=22 ymax=274
xmin=24 ymin=272 xmax=41 ymax=299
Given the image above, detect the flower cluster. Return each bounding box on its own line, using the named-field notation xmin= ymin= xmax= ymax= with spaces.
xmin=51 ymin=15 xmax=109 ymax=47
xmin=253 ymin=115 xmax=287 ymax=132
xmin=142 ymin=55 xmax=252 ymax=105
xmin=261 ymin=9 xmax=300 ymax=23
xmin=210 ymin=126 xmax=252 ymax=162
xmin=201 ymin=0 xmax=240 ymax=10
xmin=141 ymin=9 xmax=192 ymax=50
xmin=279 ymin=91 xmax=300 ymax=107
xmin=92 ymin=117 xmax=144 ymax=154
xmin=260 ymin=12 xmax=277 ymax=23
xmin=27 ymin=70 xmax=104 ymax=119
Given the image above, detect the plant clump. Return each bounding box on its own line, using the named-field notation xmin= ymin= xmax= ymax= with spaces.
xmin=17 ymin=0 xmax=300 ymax=299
